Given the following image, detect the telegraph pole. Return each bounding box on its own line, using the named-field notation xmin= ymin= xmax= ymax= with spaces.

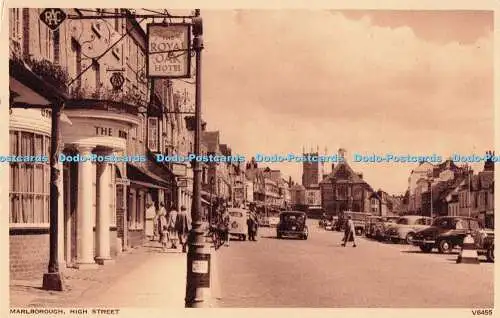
xmin=186 ymin=9 xmax=212 ymax=308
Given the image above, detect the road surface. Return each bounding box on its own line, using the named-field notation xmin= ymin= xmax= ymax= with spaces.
xmin=217 ymin=219 xmax=494 ymax=308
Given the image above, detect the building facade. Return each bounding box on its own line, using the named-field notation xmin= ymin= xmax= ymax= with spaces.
xmin=9 ymin=8 xmax=183 ymax=279
xmin=319 ymin=149 xmax=376 ymax=216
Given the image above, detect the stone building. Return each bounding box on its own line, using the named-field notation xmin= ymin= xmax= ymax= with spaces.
xmin=319 ymin=149 xmax=376 ymax=216
xmin=8 ymin=8 xmax=183 ymax=279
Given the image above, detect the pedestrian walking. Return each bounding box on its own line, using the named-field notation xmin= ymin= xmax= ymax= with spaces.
xmin=167 ymin=205 xmax=179 ymax=249
xmin=222 ymin=207 xmax=231 ymax=247
xmin=342 ymin=216 xmax=357 ymax=247
xmin=157 ymin=205 xmax=168 ymax=251
xmin=175 ymin=205 xmax=191 ymax=253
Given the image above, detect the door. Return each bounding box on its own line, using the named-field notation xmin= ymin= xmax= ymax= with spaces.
xmin=63 ymin=161 xmax=78 ymax=266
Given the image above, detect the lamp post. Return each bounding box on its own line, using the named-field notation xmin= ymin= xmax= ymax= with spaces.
xmin=185 ymin=9 xmax=211 ymax=308
xmin=427 ymin=176 xmax=434 ymax=219
xmin=468 ymin=165 xmax=472 ymax=218
xmin=209 ymin=177 xmax=215 ymax=225
xmin=42 ymin=101 xmax=64 ymax=291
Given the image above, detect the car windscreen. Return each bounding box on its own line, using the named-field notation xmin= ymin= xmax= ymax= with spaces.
xmin=229 ymin=211 xmax=243 ymax=218
xmin=281 ymin=214 xmax=305 ymax=222
xmin=396 ymin=218 xmax=409 ymax=225
xmin=345 ymin=213 xmax=366 ymax=221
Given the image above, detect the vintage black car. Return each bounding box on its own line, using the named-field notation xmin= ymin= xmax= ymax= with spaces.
xmin=277 ymin=211 xmax=308 ymax=240
xmin=412 ymin=216 xmax=494 ymax=262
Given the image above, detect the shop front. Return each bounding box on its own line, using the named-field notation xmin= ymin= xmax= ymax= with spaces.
xmin=127 ymin=154 xmax=176 ymax=248
xmin=9 ymin=58 xmax=69 ymax=279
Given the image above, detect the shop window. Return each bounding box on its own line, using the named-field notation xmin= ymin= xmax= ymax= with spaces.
xmin=128 ymin=189 xmax=136 ymax=229
xmin=9 ymin=131 xmax=50 ymax=227
xmin=147 ymin=117 xmax=159 ymax=152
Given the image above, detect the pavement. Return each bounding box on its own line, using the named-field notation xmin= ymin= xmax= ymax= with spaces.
xmin=10 ymin=241 xmax=188 ymax=308
xmin=217 ymin=219 xmax=494 ymax=308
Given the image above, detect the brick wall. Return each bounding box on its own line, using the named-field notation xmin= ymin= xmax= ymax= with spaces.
xmin=10 ymin=232 xmax=49 ymax=280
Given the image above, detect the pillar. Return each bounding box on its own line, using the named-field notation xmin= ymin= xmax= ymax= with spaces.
xmin=96 ymin=159 xmax=114 ymax=265
xmin=76 ymin=145 xmax=98 ymax=269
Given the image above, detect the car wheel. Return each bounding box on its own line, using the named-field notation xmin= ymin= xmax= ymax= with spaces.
xmin=242 ymin=235 xmax=246 ymax=241
xmin=303 ymin=235 xmax=308 ymax=240
xmin=405 ymin=232 xmax=415 ymax=245
xmin=420 ymin=244 xmax=433 ymax=253
xmin=438 ymin=239 xmax=453 ymax=254
xmin=487 ymin=245 xmax=494 ymax=262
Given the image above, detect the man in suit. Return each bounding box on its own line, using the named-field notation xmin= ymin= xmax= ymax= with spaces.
xmin=175 ymin=205 xmax=191 ymax=253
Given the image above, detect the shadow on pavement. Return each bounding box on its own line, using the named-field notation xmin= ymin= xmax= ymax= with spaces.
xmin=446 ymin=257 xmax=491 ymax=264
xmin=401 ymin=250 xmax=460 ymax=255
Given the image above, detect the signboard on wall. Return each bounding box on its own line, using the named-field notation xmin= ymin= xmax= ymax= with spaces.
xmin=147 ymin=23 xmax=191 ymax=78
xmin=305 ymin=189 xmax=321 ymax=206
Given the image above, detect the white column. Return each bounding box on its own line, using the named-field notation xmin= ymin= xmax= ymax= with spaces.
xmin=96 ymin=159 xmax=114 ymax=265
xmin=76 ymin=145 xmax=98 ymax=269
xmin=57 ymin=161 xmax=66 ymax=268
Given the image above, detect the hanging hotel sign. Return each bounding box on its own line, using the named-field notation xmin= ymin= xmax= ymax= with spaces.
xmin=147 ymin=23 xmax=191 ymax=78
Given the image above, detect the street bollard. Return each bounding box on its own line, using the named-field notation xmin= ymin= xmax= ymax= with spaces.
xmin=456 ymin=232 xmax=480 ymax=264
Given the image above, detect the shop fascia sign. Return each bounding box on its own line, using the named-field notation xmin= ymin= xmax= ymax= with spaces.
xmin=172 ymin=162 xmax=187 ymax=176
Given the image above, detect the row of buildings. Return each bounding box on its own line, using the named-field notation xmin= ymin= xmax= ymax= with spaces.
xmin=290 ymin=148 xmax=405 ymax=217
xmin=8 ymin=8 xmax=297 ymax=279
xmin=293 ymin=146 xmax=494 ymax=230
xmin=405 ymin=154 xmax=494 ymax=228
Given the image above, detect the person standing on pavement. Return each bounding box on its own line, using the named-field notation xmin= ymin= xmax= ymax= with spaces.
xmin=175 ymin=205 xmax=191 ymax=253
xmin=252 ymin=212 xmax=259 ymax=241
xmin=342 ymin=215 xmax=357 ymax=247
xmin=157 ymin=204 xmax=168 ymax=251
xmin=145 ymin=201 xmax=156 ymax=241
xmin=222 ymin=207 xmax=231 ymax=247
xmin=167 ymin=205 xmax=179 ymax=249
xmin=247 ymin=212 xmax=256 ymax=241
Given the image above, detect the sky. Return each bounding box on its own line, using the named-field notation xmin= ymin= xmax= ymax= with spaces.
xmin=174 ymin=10 xmax=494 ymax=195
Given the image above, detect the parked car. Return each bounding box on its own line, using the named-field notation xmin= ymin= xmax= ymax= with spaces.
xmin=336 ymin=211 xmax=372 ymax=235
xmin=228 ymin=208 xmax=249 ymax=241
xmin=412 ymin=216 xmax=494 ymax=262
xmin=325 ymin=216 xmax=337 ymax=231
xmin=372 ymin=216 xmax=400 ymax=241
xmin=269 ymin=216 xmax=280 ymax=227
xmin=365 ymin=216 xmax=384 ymax=238
xmin=277 ymin=211 xmax=308 ymax=240
xmin=385 ymin=215 xmax=432 ymax=244
xmin=259 ymin=215 xmax=270 ymax=227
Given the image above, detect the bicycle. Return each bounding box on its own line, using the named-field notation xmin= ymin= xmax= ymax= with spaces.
xmin=208 ymin=224 xmax=224 ymax=250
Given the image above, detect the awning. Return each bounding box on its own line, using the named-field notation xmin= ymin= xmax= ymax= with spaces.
xmin=127 ymin=163 xmax=174 ymax=189
xmin=10 ymin=58 xmax=68 ymax=106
